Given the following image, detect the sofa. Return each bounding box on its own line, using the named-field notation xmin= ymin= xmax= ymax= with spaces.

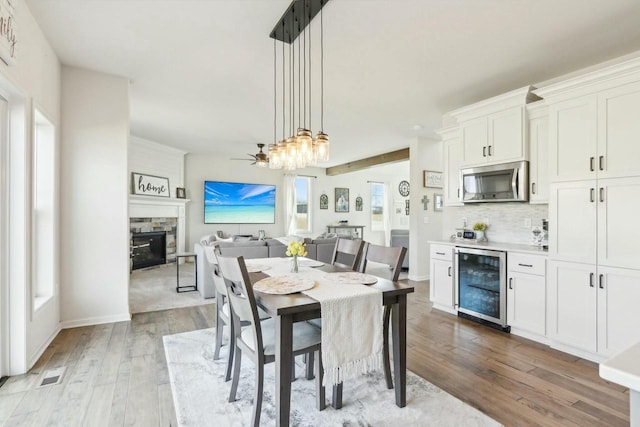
xmin=390 ymin=229 xmax=409 ymax=268
xmin=193 ymin=235 xmax=338 ymax=298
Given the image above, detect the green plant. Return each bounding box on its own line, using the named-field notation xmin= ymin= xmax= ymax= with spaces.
xmin=473 ymin=222 xmax=487 ymax=231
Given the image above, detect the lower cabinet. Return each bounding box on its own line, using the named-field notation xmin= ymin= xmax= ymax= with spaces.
xmin=548 ymin=260 xmax=640 ymax=359
xmin=507 ymin=252 xmax=547 ymax=338
xmin=429 ymin=244 xmax=456 ymax=314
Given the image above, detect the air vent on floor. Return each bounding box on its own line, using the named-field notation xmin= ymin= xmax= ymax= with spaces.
xmin=39 ymin=366 xmax=66 ymax=387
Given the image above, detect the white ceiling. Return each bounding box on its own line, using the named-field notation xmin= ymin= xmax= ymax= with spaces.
xmin=25 ymin=0 xmax=640 ymax=166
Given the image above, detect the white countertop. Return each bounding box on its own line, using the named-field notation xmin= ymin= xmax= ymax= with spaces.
xmin=429 ymin=239 xmax=549 ymax=256
xmin=600 ymin=341 xmax=640 ymax=391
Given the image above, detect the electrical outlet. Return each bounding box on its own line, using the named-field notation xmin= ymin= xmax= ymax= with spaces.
xmin=423 ymin=216 xmax=429 ymax=224
xmin=524 ymin=218 xmax=532 ymax=228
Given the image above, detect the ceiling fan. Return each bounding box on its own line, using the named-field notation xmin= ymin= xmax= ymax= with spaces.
xmin=230 ymin=143 xmax=269 ymax=167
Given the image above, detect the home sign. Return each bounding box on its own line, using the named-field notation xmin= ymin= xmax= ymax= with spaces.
xmin=131 ymin=172 xmax=170 ymax=198
xmin=0 ymin=0 xmax=16 ymax=66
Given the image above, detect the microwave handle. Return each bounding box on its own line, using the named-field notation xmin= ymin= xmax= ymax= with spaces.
xmin=512 ymin=167 xmax=519 ymax=198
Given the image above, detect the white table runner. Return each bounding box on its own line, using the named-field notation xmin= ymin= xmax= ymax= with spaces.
xmin=248 ymin=257 xmax=383 ymax=386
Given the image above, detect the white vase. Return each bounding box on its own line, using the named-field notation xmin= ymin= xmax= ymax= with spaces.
xmin=475 ymin=230 xmax=486 ymax=241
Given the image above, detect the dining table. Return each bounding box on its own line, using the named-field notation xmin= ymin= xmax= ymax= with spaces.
xmin=248 ymin=258 xmax=415 ymax=427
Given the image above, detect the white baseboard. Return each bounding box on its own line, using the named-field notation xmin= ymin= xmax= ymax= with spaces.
xmin=407 ymin=274 xmax=428 ymax=281
xmin=27 ymin=323 xmax=62 ymax=371
xmin=548 ymin=341 xmax=603 ymax=364
xmin=61 ymin=312 xmax=131 ymax=329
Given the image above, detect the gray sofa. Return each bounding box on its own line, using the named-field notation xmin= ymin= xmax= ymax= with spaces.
xmin=193 ymin=236 xmax=338 ymax=298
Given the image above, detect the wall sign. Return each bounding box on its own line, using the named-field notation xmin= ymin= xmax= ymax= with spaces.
xmin=423 ymin=170 xmax=443 ymax=188
xmin=0 ymin=0 xmax=17 ymax=65
xmin=131 ymin=172 xmax=170 ymax=197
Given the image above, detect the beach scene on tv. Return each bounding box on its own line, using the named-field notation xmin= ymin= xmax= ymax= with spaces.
xmin=204 ymin=181 xmax=276 ymax=224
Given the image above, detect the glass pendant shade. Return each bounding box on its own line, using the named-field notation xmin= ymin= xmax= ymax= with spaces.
xmin=315 ymin=131 xmax=330 ymax=162
xmin=268 ymin=144 xmax=280 ymax=169
xmin=296 ymin=128 xmax=313 ymax=156
xmin=285 ymin=136 xmax=298 ymax=170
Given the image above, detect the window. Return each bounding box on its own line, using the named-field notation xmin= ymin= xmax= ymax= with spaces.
xmin=371 ymin=182 xmax=385 ymax=231
xmin=33 ymin=109 xmax=56 ymax=310
xmin=295 ymin=176 xmax=311 ymax=233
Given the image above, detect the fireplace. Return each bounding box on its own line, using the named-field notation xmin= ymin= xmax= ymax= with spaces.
xmin=131 ymin=231 xmax=167 ymax=270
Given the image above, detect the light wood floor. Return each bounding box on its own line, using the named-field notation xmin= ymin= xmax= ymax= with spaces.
xmin=0 ymin=280 xmax=629 ymax=426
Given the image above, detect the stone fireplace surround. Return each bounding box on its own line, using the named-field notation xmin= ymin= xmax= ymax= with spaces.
xmin=129 ymin=195 xmax=189 ymax=266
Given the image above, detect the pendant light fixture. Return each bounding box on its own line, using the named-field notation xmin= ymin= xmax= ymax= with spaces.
xmin=267 ymin=0 xmax=331 ymax=171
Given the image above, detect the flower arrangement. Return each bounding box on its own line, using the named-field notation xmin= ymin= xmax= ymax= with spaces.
xmin=286 ymin=241 xmax=307 ymax=273
xmin=472 ymin=222 xmax=487 ymax=231
xmin=286 ymin=240 xmax=307 ymax=257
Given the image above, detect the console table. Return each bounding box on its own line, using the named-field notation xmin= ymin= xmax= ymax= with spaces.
xmin=327 ymin=225 xmax=365 ymax=239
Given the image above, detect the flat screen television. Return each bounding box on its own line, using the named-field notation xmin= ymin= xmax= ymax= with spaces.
xmin=204 ymin=180 xmax=276 ymax=224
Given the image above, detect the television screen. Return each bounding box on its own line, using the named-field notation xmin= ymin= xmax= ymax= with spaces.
xmin=204 ymin=180 xmax=276 ymax=224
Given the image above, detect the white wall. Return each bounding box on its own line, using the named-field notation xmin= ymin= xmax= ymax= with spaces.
xmin=60 ymin=66 xmax=130 ymax=327
xmin=409 ymin=137 xmax=443 ymax=281
xmin=129 ymin=136 xmax=186 ymax=198
xmin=0 ymin=0 xmax=61 ymax=374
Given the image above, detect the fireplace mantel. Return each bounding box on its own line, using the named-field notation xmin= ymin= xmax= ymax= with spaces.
xmin=129 ymin=195 xmax=190 ymax=255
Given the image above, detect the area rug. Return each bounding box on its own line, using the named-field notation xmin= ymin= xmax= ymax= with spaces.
xmin=164 ymin=328 xmax=501 ymax=426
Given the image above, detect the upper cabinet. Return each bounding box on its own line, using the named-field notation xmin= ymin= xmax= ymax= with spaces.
xmin=438 ymin=127 xmax=463 ymax=207
xmin=449 ymin=86 xmax=540 ymax=168
xmin=527 ymin=102 xmax=549 ymax=204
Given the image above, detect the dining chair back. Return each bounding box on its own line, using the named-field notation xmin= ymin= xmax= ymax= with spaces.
xmin=210 ymin=246 xmax=235 ymax=381
xmin=359 ymin=242 xmax=407 ymax=390
xmin=217 ymin=255 xmax=326 ymax=426
xmin=359 ymin=243 xmax=407 ymax=282
xmin=330 ymin=237 xmax=365 ymax=270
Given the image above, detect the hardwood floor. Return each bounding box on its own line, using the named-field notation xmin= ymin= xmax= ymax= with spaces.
xmin=0 ymin=279 xmax=629 ymax=426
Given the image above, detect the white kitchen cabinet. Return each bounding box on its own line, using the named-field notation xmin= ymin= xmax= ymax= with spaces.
xmin=547 ymin=260 xmax=597 ymax=353
xmin=597 ymin=81 xmax=640 ymax=180
xmin=429 ymin=244 xmax=456 ymax=314
xmin=527 ymin=104 xmax=549 ymax=204
xmin=507 ymin=253 xmax=546 ymax=337
xmin=548 ymin=96 xmax=597 ymax=183
xmin=548 ymin=180 xmax=598 ymax=264
xmin=460 ymin=106 xmax=525 ymax=167
xmin=439 ymin=128 xmax=463 ymax=207
xmin=548 ymin=261 xmax=640 ymax=359
xmin=596 ymin=266 xmax=640 ymax=357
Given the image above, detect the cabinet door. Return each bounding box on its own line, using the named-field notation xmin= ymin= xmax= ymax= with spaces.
xmin=548 ymin=96 xmax=597 ymax=182
xmin=507 ymin=272 xmax=546 ymax=336
xmin=488 ymin=106 xmax=525 ymax=164
xmin=444 ymin=138 xmax=463 ymax=206
xmin=461 ymin=118 xmax=488 ymax=166
xmin=548 ymin=181 xmax=597 ymax=264
xmin=597 ymin=266 xmax=640 ymax=357
xmin=597 ymin=177 xmax=640 ymax=269
xmin=430 ymin=258 xmax=454 ymax=310
xmin=597 ymin=82 xmax=640 ymax=179
xmin=529 ymin=114 xmax=549 ymax=203
xmin=547 ymin=260 xmax=597 ymax=352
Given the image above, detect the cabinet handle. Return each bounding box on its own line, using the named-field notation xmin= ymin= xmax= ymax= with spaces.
xmin=589 ymin=272 xmax=595 ymax=287
xmin=590 ymin=156 xmax=595 ymax=172
xmin=488 ymin=145 xmax=492 ymax=156
xmin=599 ymin=155 xmax=604 ymax=171
xmin=531 ymin=182 xmax=536 ymax=195
xmin=457 ymin=188 xmax=460 ymax=199
xmin=448 ymin=266 xmax=452 ymax=277
xmin=599 ymin=187 xmax=604 ymax=202
xmin=599 ymin=274 xmax=604 ymax=289
xmin=518 ymin=263 xmax=533 ymax=268
xmin=436 ymin=252 xmax=446 ymax=255
xmin=590 ymin=188 xmax=595 ymax=203
xmin=508 ymin=278 xmax=513 ymax=289
xmin=483 ymin=146 xmax=487 ymax=157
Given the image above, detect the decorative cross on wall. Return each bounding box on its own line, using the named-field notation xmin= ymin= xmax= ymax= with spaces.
xmin=421 ymin=195 xmax=430 ymax=210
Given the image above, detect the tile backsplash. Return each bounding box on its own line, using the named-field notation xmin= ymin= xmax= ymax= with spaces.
xmin=442 ymin=203 xmax=549 ymax=245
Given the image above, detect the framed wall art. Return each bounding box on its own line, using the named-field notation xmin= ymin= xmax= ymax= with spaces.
xmin=423 ymin=170 xmax=443 ymax=188
xmin=176 ymin=187 xmax=186 ymax=199
xmin=355 ymin=196 xmax=363 ymax=211
xmin=320 ymin=193 xmax=328 ymax=210
xmin=335 ymin=188 xmax=349 ymax=212
xmin=434 ymin=193 xmax=443 ymax=211
xmin=131 ymin=172 xmax=170 ymax=197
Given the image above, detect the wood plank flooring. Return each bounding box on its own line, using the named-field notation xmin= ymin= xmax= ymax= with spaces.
xmin=0 ymin=279 xmax=629 ymax=426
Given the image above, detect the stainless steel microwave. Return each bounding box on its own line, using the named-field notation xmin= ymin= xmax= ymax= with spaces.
xmin=459 ymin=160 xmax=529 ymax=203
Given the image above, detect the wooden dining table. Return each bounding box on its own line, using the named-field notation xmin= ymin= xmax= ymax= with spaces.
xmin=249 ymin=263 xmax=415 ymax=427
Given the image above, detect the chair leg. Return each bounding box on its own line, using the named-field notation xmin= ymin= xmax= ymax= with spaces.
xmin=291 ymin=356 xmax=297 ymax=381
xmin=225 ymin=320 xmax=235 ymax=382
xmin=306 ymin=351 xmax=315 ymax=380
xmin=252 ymin=361 xmax=264 ymax=427
xmin=383 ymin=305 xmax=393 ymax=389
xmin=228 ymin=346 xmax=242 ymax=402
xmin=332 ymin=383 xmax=343 ymax=409
xmin=315 ymin=349 xmax=326 ymax=411
xmin=214 ymin=311 xmax=223 ymax=360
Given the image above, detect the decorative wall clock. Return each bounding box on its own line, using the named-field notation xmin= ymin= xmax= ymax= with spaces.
xmin=398 ymin=180 xmax=410 ymax=197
